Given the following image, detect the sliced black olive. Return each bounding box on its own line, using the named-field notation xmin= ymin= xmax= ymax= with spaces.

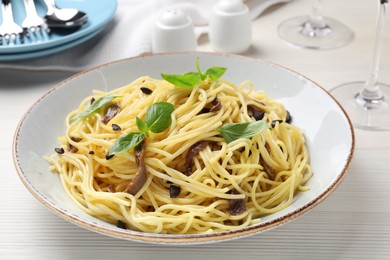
xmin=271 ymin=120 xmax=283 ymax=128
xmin=112 ymin=124 xmax=121 ymax=131
xmin=140 ymin=87 xmax=153 ymax=95
xmin=116 ymin=220 xmax=127 ymax=229
xmin=106 ymin=153 xmax=114 ymax=160
xmin=71 ymin=137 xmax=82 ymax=142
xmin=55 ymin=147 xmax=65 ymax=154
xmin=286 ymin=110 xmax=292 ymax=124
xmin=88 ymin=151 xmax=95 ymax=155
xmin=169 ymin=185 xmax=181 ymax=198
xmin=248 ymin=105 xmax=265 ymax=121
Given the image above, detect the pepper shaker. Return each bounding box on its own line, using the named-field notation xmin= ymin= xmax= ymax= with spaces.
xmin=209 ymin=0 xmax=252 ymax=53
xmin=152 ymin=9 xmax=197 ymax=53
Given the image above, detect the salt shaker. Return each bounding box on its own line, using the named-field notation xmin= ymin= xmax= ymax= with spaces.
xmin=209 ymin=0 xmax=252 ymax=53
xmin=152 ymin=9 xmax=197 ymax=53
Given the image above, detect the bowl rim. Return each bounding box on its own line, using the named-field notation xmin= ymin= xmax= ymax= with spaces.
xmin=12 ymin=51 xmax=355 ymax=244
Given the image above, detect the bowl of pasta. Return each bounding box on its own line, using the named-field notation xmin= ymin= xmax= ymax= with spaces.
xmin=13 ymin=52 xmax=354 ymax=244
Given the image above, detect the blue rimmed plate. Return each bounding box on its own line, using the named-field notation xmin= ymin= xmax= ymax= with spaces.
xmin=0 ymin=0 xmax=117 ymax=54
xmin=0 ymin=26 xmax=104 ymax=61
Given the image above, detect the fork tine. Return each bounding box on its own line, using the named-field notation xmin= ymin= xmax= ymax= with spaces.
xmin=1 ymin=0 xmax=25 ymax=46
xmin=4 ymin=34 xmax=10 ymax=45
xmin=22 ymin=0 xmax=49 ymax=43
xmin=18 ymin=32 xmax=24 ymax=44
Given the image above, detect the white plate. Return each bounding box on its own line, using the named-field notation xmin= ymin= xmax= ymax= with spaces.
xmin=13 ymin=53 xmax=355 ymax=244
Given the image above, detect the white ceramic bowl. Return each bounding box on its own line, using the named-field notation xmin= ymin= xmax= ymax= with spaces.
xmin=13 ymin=52 xmax=354 ymax=244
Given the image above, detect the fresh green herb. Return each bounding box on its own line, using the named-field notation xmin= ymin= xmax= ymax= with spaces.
xmin=219 ymin=121 xmax=269 ymax=143
xmin=136 ymin=117 xmax=149 ymax=136
xmin=161 ymin=58 xmax=227 ymax=88
xmin=144 ymin=102 xmax=175 ymax=133
xmin=108 ymin=102 xmax=174 ymax=156
xmin=71 ymin=94 xmax=120 ymax=123
xmin=205 ymin=67 xmax=227 ymax=81
xmin=109 ymin=132 xmax=145 ymax=156
xmin=160 ymin=72 xmax=202 ymax=88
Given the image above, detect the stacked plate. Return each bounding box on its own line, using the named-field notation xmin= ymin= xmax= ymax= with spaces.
xmin=0 ymin=0 xmax=117 ymax=61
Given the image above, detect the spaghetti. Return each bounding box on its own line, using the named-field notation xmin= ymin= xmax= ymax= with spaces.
xmin=46 ymin=70 xmax=312 ymax=234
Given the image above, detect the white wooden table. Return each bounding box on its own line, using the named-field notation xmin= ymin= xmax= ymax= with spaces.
xmin=1 ymin=0 xmax=390 ymax=259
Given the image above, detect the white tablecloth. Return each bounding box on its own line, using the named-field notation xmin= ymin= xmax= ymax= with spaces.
xmin=1 ymin=0 xmax=390 ymax=259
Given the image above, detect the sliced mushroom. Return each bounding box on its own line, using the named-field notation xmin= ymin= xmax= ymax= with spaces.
xmin=260 ymin=143 xmax=275 ymax=180
xmin=228 ymin=189 xmax=246 ymax=215
xmin=125 ymin=140 xmax=147 ymax=195
xmin=209 ymin=97 xmax=221 ymax=112
xmin=185 ymin=140 xmax=210 ymax=176
xmin=198 ymin=97 xmax=221 ymax=114
xmin=108 ymin=184 xmax=116 ymax=193
xmin=101 ymin=103 xmax=121 ymax=124
xmin=67 ymin=137 xmax=82 ymax=153
xmin=260 ymin=157 xmax=275 ymax=180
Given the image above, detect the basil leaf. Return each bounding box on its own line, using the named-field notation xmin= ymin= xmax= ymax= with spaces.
xmin=220 ymin=121 xmax=269 ymax=143
xmin=71 ymin=94 xmax=120 ymax=123
xmin=108 ymin=132 xmax=145 ymax=155
xmin=195 ymin=58 xmax=206 ymax=80
xmin=161 ymin=59 xmax=228 ymax=88
xmin=136 ymin=117 xmax=149 ymax=136
xmin=205 ymin=66 xmax=227 ymax=80
xmin=144 ymin=102 xmax=175 ymax=133
xmin=161 ymin=72 xmax=202 ymax=88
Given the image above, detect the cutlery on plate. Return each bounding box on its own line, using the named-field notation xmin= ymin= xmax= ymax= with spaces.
xmin=0 ymin=0 xmax=24 ymax=45
xmin=22 ymin=0 xmax=49 ymax=41
xmin=43 ymin=0 xmax=88 ymax=28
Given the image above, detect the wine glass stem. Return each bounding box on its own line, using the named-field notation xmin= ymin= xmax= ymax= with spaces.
xmin=301 ymin=0 xmax=332 ymax=37
xmin=360 ymin=0 xmax=387 ymax=101
xmin=309 ymin=0 xmax=325 ymax=28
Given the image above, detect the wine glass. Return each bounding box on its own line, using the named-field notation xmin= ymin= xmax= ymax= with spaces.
xmin=278 ymin=0 xmax=354 ymax=49
xmin=330 ymin=0 xmax=390 ymax=130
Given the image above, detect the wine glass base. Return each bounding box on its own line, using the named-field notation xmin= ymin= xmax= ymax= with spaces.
xmin=330 ymin=81 xmax=390 ymax=131
xmin=278 ymin=16 xmax=354 ymax=50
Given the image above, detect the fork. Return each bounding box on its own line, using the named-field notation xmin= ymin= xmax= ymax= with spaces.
xmin=0 ymin=0 xmax=24 ymax=45
xmin=22 ymin=0 xmax=49 ymax=42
